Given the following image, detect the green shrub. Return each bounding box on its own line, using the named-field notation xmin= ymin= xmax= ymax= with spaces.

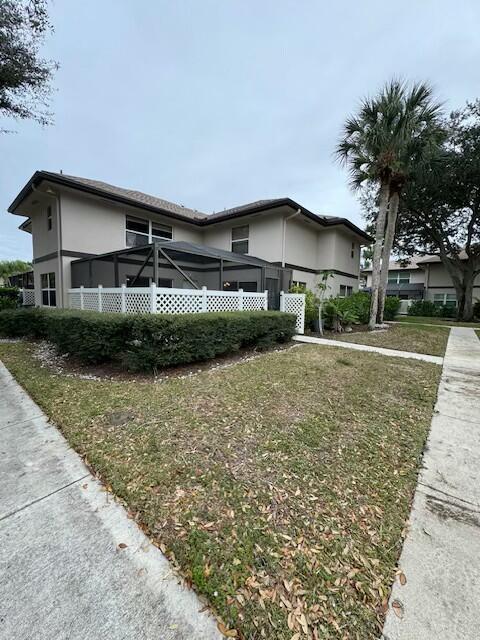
xmin=474 ymin=299 xmax=480 ymax=320
xmin=0 ymin=309 xmax=296 ymax=371
xmin=0 ymin=287 xmax=19 ymax=310
xmin=407 ymin=299 xmax=456 ymax=318
xmin=383 ymin=296 xmax=401 ymax=320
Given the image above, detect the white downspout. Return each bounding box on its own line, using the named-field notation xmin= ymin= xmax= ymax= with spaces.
xmin=281 ymin=208 xmax=301 ymax=268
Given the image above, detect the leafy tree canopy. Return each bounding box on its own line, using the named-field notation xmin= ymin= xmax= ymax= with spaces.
xmin=0 ymin=259 xmax=32 ymax=279
xmin=0 ymin=0 xmax=58 ymax=130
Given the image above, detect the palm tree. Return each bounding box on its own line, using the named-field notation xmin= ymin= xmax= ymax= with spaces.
xmin=336 ymin=80 xmax=444 ymax=329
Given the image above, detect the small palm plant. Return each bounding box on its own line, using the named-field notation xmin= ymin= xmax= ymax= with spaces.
xmin=316 ymin=270 xmax=334 ymax=335
xmin=336 ymin=80 xmax=444 ymax=329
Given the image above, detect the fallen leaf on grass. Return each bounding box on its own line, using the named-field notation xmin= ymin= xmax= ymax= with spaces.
xmin=118 ymin=543 xmax=128 ymax=549
xmin=217 ymin=622 xmax=238 ymax=637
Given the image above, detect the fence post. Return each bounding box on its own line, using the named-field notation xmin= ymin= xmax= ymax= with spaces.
xmin=150 ymin=282 xmax=157 ymax=313
xmin=238 ymin=288 xmax=244 ymax=311
xmin=264 ymin=290 xmax=269 ymax=310
xmin=201 ymin=286 xmax=207 ymax=312
xmin=80 ymin=285 xmax=84 ymax=310
xmin=279 ymin=291 xmax=285 ymax=312
xmin=121 ymin=284 xmax=126 ymax=313
xmin=98 ymin=285 xmax=103 ymax=312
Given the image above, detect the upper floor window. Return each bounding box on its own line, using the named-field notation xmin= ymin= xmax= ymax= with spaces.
xmin=351 ymin=242 xmax=355 ymax=258
xmin=41 ymin=272 xmax=56 ymax=307
xmin=387 ymin=271 xmax=410 ymax=284
xmin=126 ymin=216 xmax=172 ymax=247
xmin=231 ymin=225 xmax=249 ymax=254
xmin=47 ymin=206 xmax=52 ymax=231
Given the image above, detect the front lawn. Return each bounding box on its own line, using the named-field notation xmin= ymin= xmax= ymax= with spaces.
xmin=0 ymin=341 xmax=441 ymax=639
xmin=324 ymin=323 xmax=449 ymax=356
xmin=395 ymin=316 xmax=480 ymax=328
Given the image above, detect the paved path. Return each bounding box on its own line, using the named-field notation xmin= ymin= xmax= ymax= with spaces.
xmin=382 ymin=328 xmax=480 ymax=639
xmin=293 ymin=334 xmax=443 ymax=365
xmin=0 ymin=362 xmax=221 ymax=640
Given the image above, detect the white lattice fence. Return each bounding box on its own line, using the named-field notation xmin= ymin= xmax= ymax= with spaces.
xmin=280 ymin=292 xmax=305 ymax=334
xmin=69 ymin=285 xmax=268 ymax=316
xmin=21 ymin=289 xmax=35 ymax=306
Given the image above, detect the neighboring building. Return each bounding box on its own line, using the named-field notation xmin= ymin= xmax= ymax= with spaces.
xmin=8 ymin=171 xmax=371 ymax=309
xmin=362 ymin=254 xmax=480 ymax=309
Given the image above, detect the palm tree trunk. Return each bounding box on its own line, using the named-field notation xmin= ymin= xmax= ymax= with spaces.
xmin=377 ymin=190 xmax=399 ymax=324
xmin=368 ymin=180 xmax=390 ymax=330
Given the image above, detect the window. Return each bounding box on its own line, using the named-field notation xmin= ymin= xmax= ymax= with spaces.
xmin=387 ymin=271 xmax=410 ymax=284
xmin=41 ymin=272 xmax=56 ymax=306
xmin=339 ymin=285 xmax=353 ymax=298
xmin=351 ymin=242 xmax=355 ymax=259
xmin=126 ymin=274 xmax=150 ymax=287
xmin=158 ymin=278 xmax=173 ymax=288
xmin=291 ymin=280 xmax=307 ymax=290
xmin=47 ymin=206 xmax=52 ymax=231
xmin=126 ymin=216 xmax=172 ymax=247
xmin=231 ymin=225 xmax=249 ymax=254
xmin=434 ymin=293 xmax=457 ymax=308
xmin=223 ymin=280 xmax=257 ymax=292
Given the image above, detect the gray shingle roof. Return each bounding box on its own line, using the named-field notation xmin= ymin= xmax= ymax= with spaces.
xmin=49 ymin=172 xmax=209 ymax=221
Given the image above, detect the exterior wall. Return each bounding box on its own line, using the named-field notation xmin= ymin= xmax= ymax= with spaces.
xmin=30 ymin=200 xmax=58 ymax=259
xmin=201 ymin=211 xmax=284 ymax=263
xmin=284 ymin=218 xmax=318 ymax=271
xmin=424 ymin=263 xmax=480 ymax=300
xmin=33 ymin=257 xmax=59 ymax=307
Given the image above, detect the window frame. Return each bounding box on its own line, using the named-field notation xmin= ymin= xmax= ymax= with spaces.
xmin=433 ymin=293 xmax=457 ymax=308
xmin=339 ymin=284 xmax=353 ymax=298
xmin=231 ymin=225 xmax=249 ymax=254
xmin=41 ymin=272 xmax=56 ymax=307
xmin=126 ymin=215 xmax=173 ymax=247
xmin=387 ymin=270 xmax=411 ymax=285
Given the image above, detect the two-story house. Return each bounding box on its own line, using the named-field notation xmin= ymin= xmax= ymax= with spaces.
xmin=362 ymin=254 xmax=480 ymax=309
xmin=8 ymin=171 xmax=371 ymax=308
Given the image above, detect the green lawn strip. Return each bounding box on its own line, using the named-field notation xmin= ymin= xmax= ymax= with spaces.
xmin=0 ymin=342 xmax=441 ymax=639
xmin=324 ymin=323 xmax=449 ymax=357
xmin=395 ymin=316 xmax=480 ymax=328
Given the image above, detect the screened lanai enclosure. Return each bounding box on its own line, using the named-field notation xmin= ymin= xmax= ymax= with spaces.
xmin=70 ymin=240 xmax=292 ymax=309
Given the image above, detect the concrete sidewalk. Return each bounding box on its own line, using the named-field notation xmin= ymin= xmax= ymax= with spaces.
xmin=382 ymin=328 xmax=480 ymax=639
xmin=293 ymin=334 xmax=444 ymax=365
xmin=0 ymin=362 xmax=221 ymax=640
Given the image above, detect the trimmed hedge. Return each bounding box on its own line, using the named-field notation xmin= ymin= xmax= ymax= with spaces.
xmin=0 ymin=287 xmax=19 ymax=311
xmin=0 ymin=308 xmax=296 ymax=371
xmin=408 ymin=299 xmax=456 ymax=318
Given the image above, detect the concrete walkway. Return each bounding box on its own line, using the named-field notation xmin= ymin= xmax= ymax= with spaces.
xmin=382 ymin=328 xmax=480 ymax=639
xmin=0 ymin=362 xmax=221 ymax=640
xmin=293 ymin=334 xmax=443 ymax=365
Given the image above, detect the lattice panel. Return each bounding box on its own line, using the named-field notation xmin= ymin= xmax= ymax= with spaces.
xmin=207 ymin=294 xmax=239 ymax=312
xmin=125 ymin=293 xmax=151 ymax=314
xmin=155 ymin=292 xmax=203 ymax=314
xmin=83 ymin=293 xmax=99 ymax=311
xmin=69 ymin=292 xmax=81 ymax=309
xmin=282 ymin=293 xmax=305 ymax=334
xmin=102 ymin=292 xmax=122 ymax=313
xmin=21 ymin=290 xmax=36 ymax=306
xmin=243 ymin=295 xmax=267 ymax=311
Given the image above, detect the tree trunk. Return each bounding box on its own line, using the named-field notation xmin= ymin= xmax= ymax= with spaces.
xmin=377 ymin=190 xmax=399 ymax=324
xmin=458 ymin=270 xmax=476 ymax=321
xmin=368 ymin=180 xmax=390 ymax=330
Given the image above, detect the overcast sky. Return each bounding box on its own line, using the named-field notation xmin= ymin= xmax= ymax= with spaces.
xmin=1 ymin=0 xmax=479 ymax=261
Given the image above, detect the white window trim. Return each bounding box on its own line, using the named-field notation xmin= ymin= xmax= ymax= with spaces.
xmin=231 ymin=225 xmax=249 ymax=253
xmin=388 ymin=271 xmax=411 ymax=284
xmin=433 ymin=293 xmax=457 ymax=306
xmin=125 ymin=215 xmax=173 ymax=246
xmin=41 ymin=272 xmax=56 ymax=307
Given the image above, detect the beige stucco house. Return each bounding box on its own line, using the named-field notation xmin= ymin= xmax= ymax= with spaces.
xmin=362 ymin=255 xmax=480 ymax=308
xmin=8 ymin=171 xmax=371 ymax=308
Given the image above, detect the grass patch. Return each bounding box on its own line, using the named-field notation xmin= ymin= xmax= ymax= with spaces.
xmin=324 ymin=323 xmax=449 ymax=356
xmin=0 ymin=341 xmax=441 ymax=639
xmin=395 ymin=316 xmax=480 ymax=328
